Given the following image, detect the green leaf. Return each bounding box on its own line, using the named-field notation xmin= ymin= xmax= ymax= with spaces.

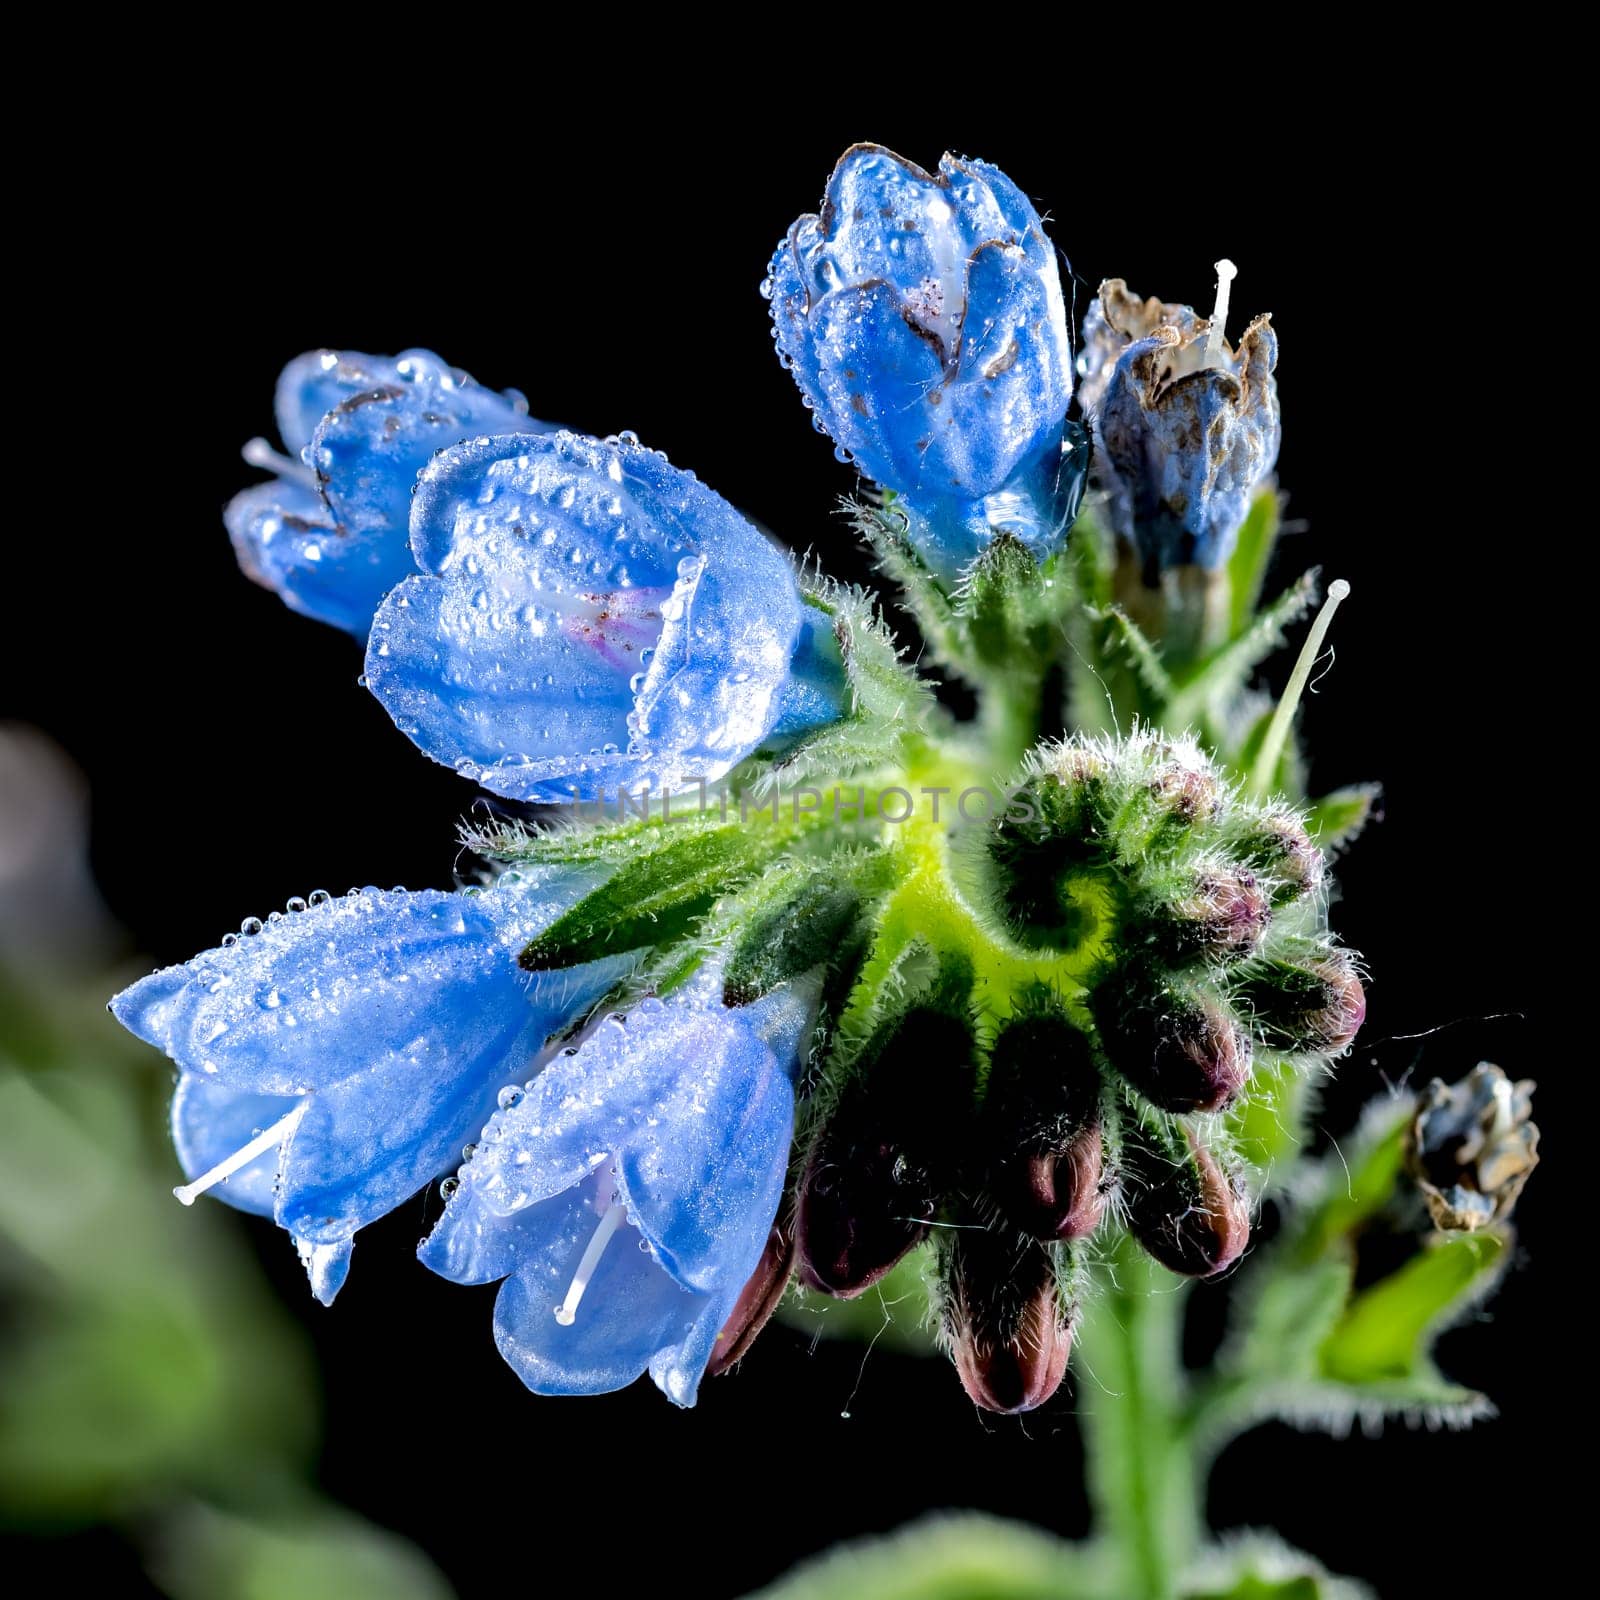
xmin=1100 ymin=606 xmax=1175 ymax=704
xmin=845 ymin=498 xmax=969 ymax=674
xmin=519 ymin=824 xmax=778 ymax=970
xmin=757 ymin=577 xmax=935 ymax=789
xmin=1304 ymin=785 xmax=1382 ymax=851
xmin=742 ymin=1513 xmax=1107 ymax=1600
xmin=1291 ymin=1106 xmax=1411 ymax=1266
xmin=1233 ymin=1257 xmax=1353 ymax=1382
xmin=1183 ymin=1533 xmax=1372 ymax=1600
xmin=722 ymin=858 xmax=888 ymax=1007
xmin=151 ymin=1501 xmax=455 ymax=1600
xmin=1320 ymin=1229 xmax=1508 ymax=1389
xmin=462 ymin=806 xmax=732 ymax=867
xmin=1168 ymin=569 xmax=1318 ymax=730
xmin=1224 ymin=489 xmax=1284 ymax=640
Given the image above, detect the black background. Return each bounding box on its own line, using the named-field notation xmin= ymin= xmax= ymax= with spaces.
xmin=12 ymin=101 xmax=1556 ymax=1597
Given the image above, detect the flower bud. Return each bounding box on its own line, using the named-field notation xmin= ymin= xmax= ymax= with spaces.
xmin=1079 ymin=274 xmax=1281 ymax=574
xmin=708 ymin=1222 xmax=796 ymax=1377
xmin=1158 ymin=865 xmax=1271 ymax=962
xmin=1121 ymin=1118 xmax=1251 ymax=1277
xmin=941 ymin=1220 xmax=1074 ymax=1414
xmin=1232 ymin=949 xmax=1365 ymax=1056
xmin=988 ymin=749 xmax=1110 ymax=951
xmin=796 ymin=980 xmax=977 ymax=1297
xmin=1406 ymin=1062 xmax=1539 ymax=1232
xmin=1233 ymin=810 xmax=1324 ymax=907
xmin=983 ymin=1004 xmax=1106 ymax=1240
xmin=1092 ymin=968 xmax=1250 ymax=1113
xmin=767 ymin=145 xmax=1081 ymax=582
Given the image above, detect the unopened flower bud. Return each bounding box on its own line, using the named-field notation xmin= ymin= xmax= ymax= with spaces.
xmin=1149 ymin=760 xmax=1222 ymax=830
xmin=988 ymin=750 xmax=1110 ymax=952
xmin=1159 ymin=865 xmax=1271 ymax=961
xmin=797 ymin=978 xmax=977 ymax=1297
xmin=1092 ymin=968 xmax=1250 ymax=1112
xmin=983 ymin=1003 xmax=1107 ymax=1240
xmin=941 ymin=1220 xmax=1074 ymax=1414
xmin=1233 ymin=949 xmax=1365 ymax=1056
xmin=1121 ymin=1117 xmax=1251 ymax=1277
xmin=1407 ymin=1062 xmax=1539 ymax=1232
xmin=1233 ymin=810 xmax=1323 ymax=907
xmin=708 ymin=1222 xmax=796 ymax=1377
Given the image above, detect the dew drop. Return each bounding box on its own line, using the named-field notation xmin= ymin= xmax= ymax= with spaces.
xmin=220 ymin=932 xmax=239 ymax=947
xmin=308 ymin=890 xmax=331 ymax=906
xmin=285 ymin=896 xmax=307 ymax=914
xmin=439 ymin=1176 xmax=460 ymax=1199
xmin=498 ymin=1085 xmax=525 ymax=1111
xmin=239 ymin=917 xmax=264 ymax=937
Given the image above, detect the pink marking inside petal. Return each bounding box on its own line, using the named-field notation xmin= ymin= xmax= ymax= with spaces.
xmin=562 ymin=586 xmax=669 ymax=673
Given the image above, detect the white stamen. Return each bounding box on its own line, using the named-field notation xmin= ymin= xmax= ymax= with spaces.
xmin=553 ymin=1196 xmax=627 ymax=1325
xmin=1249 ymin=579 xmax=1350 ymax=800
xmin=1205 ymin=259 xmax=1238 ymax=367
xmin=173 ymin=1101 xmax=307 ymax=1206
xmin=242 ymin=436 xmax=318 ymax=489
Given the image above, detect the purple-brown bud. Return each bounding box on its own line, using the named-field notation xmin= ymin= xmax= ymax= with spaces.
xmin=1092 ymin=969 xmax=1251 ymax=1113
xmin=1161 ymin=866 xmax=1271 ymax=961
xmin=796 ymin=991 xmax=976 ymax=1298
xmin=1121 ymin=1119 xmax=1251 ymax=1277
xmin=708 ymin=1222 xmax=796 ymax=1377
xmin=943 ymin=1223 xmax=1074 ymax=1414
xmin=1234 ymin=949 xmax=1365 ymax=1057
xmin=1235 ymin=811 xmax=1324 ymax=907
xmin=1149 ymin=760 xmax=1221 ymax=830
xmin=983 ymin=1005 xmax=1107 ymax=1241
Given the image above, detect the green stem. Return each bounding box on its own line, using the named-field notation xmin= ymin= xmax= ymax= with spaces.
xmin=1077 ymin=1243 xmax=1200 ymax=1600
xmin=977 ymin=668 xmax=1046 ymax=776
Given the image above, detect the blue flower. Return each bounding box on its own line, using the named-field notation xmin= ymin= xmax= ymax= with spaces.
xmin=109 ymin=877 xmax=626 ymax=1303
xmin=419 ymin=971 xmax=817 ymax=1405
xmin=226 ymin=349 xmax=551 ymax=636
xmin=363 ymin=431 xmax=845 ymax=804
xmin=766 ymin=144 xmax=1084 ymax=580
xmin=1078 ymin=274 xmax=1281 ymax=572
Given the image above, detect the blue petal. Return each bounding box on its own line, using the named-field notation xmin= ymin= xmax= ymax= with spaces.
xmin=365 ymin=432 xmax=822 ymax=802
xmin=295 ymin=1234 xmax=353 ymax=1306
xmin=225 ymin=477 xmax=368 ymax=636
xmin=431 ymin=1006 xmax=688 ymax=1226
xmin=272 ymin=1036 xmax=537 ymax=1249
xmin=618 ymin=1048 xmax=790 ymax=1295
xmin=112 ymin=889 xmax=532 ymax=1096
xmin=768 ymin=148 xmax=1077 ymax=580
xmin=490 ymin=1185 xmax=708 ymax=1397
xmin=617 ymin=983 xmax=807 ymax=1293
xmin=648 ymin=1284 xmax=742 ymax=1407
xmin=170 ymin=1076 xmax=298 ymax=1218
xmin=273 ymin=349 xmax=396 ymax=455
xmin=242 ymin=349 xmax=551 ymax=636
xmin=1098 ymin=317 xmax=1280 ymax=570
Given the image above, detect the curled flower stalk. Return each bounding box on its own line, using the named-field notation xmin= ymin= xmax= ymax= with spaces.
xmin=108 ymin=142 xmax=1536 ymax=1598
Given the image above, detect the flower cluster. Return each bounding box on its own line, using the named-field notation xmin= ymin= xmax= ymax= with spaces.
xmin=113 ymin=143 xmax=1390 ymax=1419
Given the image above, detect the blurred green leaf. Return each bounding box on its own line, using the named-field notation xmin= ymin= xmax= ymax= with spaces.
xmin=152 ymin=1502 xmax=454 ymax=1600
xmin=743 ymin=1513 xmax=1108 ymax=1600
xmin=1320 ymin=1229 xmax=1507 ymax=1388
xmin=1223 ymin=491 xmax=1283 ymax=641
xmin=1183 ymin=1534 xmax=1372 ymax=1600
xmin=1304 ymin=786 xmax=1381 ymax=851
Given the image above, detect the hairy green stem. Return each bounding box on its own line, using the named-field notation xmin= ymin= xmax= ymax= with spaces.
xmin=1078 ymin=1244 xmax=1200 ymax=1600
xmin=978 ymin=669 xmax=1047 ymax=776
